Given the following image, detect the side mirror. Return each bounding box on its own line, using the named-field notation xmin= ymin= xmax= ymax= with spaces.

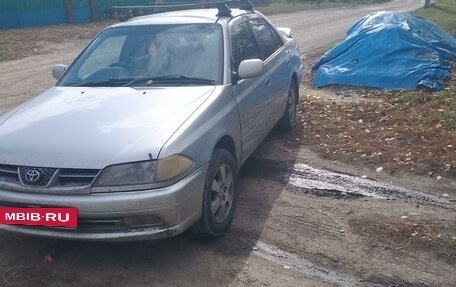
xmin=238 ymin=59 xmax=264 ymax=79
xmin=52 ymin=64 xmax=67 ymax=80
xmin=277 ymin=27 xmax=292 ymax=38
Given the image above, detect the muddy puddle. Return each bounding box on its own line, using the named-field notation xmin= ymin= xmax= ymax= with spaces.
xmin=241 ymin=158 xmax=454 ymax=208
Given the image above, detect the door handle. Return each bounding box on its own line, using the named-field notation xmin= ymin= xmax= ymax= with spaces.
xmin=265 ymin=78 xmax=271 ymax=87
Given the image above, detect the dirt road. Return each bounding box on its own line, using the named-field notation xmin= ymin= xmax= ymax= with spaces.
xmin=1 ymin=131 xmax=455 ymax=287
xmin=268 ymin=0 xmax=420 ymax=54
xmin=3 ymin=1 xmax=456 ymax=287
xmin=0 ymin=0 xmax=421 ymax=116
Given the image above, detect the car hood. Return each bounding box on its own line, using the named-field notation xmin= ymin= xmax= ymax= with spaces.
xmin=0 ymin=86 xmax=215 ymax=169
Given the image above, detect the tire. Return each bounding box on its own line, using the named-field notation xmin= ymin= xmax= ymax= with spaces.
xmin=277 ymin=79 xmax=299 ymax=132
xmin=191 ymin=148 xmax=238 ymax=237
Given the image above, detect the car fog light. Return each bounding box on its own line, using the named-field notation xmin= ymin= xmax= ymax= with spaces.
xmin=123 ymin=215 xmax=163 ymax=229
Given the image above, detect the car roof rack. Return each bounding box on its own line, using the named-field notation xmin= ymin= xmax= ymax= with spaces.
xmin=112 ymin=0 xmax=254 ymax=21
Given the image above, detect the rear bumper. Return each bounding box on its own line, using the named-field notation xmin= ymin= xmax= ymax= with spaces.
xmin=0 ymin=164 xmax=208 ymax=241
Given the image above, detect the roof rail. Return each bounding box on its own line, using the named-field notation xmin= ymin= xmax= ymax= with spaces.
xmin=112 ymin=0 xmax=254 ymax=21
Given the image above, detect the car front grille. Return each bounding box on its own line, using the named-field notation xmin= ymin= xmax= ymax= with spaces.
xmin=19 ymin=166 xmax=58 ymax=187
xmin=57 ymin=168 xmax=101 ymax=187
xmin=0 ymin=164 xmax=19 ymax=184
xmin=0 ymin=164 xmax=100 ymax=189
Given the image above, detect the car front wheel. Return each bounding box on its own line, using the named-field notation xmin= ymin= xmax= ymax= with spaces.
xmin=191 ymin=148 xmax=238 ymax=237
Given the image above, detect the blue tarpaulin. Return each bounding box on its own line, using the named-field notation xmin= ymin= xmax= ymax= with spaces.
xmin=312 ymin=11 xmax=456 ymax=91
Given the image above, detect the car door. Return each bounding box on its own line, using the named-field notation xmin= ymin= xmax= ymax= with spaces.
xmin=247 ymin=17 xmax=291 ymax=132
xmin=230 ymin=20 xmax=270 ymax=162
xmin=230 ymin=17 xmax=291 ymax=163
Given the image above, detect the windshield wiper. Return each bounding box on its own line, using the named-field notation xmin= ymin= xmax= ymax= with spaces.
xmin=123 ymin=75 xmax=215 ymax=86
xmin=72 ymin=75 xmax=215 ymax=87
xmin=72 ymin=78 xmax=136 ymax=87
xmin=153 ymin=75 xmax=215 ymax=84
xmin=122 ymin=77 xmax=153 ymax=87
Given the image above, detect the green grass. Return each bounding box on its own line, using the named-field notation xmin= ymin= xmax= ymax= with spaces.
xmin=413 ymin=0 xmax=456 ymax=34
xmin=256 ymin=0 xmax=389 ymax=15
xmin=412 ymin=0 xmax=456 ymax=132
xmin=257 ymin=2 xmax=322 ymax=15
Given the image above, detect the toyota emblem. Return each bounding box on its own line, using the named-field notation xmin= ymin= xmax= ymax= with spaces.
xmin=25 ymin=169 xmax=41 ymax=182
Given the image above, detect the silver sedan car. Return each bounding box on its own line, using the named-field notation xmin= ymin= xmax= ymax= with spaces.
xmin=0 ymin=4 xmax=302 ymax=241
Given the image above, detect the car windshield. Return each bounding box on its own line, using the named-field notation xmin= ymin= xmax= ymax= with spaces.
xmin=58 ymin=24 xmax=223 ymax=87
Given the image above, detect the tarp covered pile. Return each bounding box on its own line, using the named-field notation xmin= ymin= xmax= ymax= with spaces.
xmin=312 ymin=11 xmax=456 ymax=91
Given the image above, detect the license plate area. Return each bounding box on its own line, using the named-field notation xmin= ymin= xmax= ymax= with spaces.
xmin=0 ymin=207 xmax=78 ymax=228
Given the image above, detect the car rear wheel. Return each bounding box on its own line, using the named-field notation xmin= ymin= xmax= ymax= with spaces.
xmin=277 ymin=79 xmax=298 ymax=132
xmin=191 ymin=148 xmax=238 ymax=237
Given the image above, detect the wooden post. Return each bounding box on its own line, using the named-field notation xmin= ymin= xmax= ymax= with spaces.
xmin=65 ymin=0 xmax=73 ymax=24
xmin=89 ymin=0 xmax=97 ymax=21
xmin=424 ymin=0 xmax=431 ymax=8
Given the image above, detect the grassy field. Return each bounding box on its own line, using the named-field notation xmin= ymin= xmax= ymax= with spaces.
xmin=257 ymin=0 xmax=389 ymax=15
xmin=413 ymin=0 xmax=456 ymax=131
xmin=257 ymin=2 xmax=327 ymax=15
xmin=413 ymin=0 xmax=456 ymax=34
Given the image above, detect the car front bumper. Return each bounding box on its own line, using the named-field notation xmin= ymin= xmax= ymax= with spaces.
xmin=0 ymin=164 xmax=208 ymax=241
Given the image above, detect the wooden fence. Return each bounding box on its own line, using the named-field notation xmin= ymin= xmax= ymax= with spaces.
xmin=0 ymin=0 xmax=156 ymax=29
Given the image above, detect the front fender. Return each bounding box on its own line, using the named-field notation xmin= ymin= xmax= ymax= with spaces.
xmin=157 ymin=85 xmax=241 ymax=172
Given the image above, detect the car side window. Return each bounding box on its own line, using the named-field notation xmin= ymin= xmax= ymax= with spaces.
xmin=230 ymin=21 xmax=262 ymax=71
xmin=248 ymin=18 xmax=282 ymax=60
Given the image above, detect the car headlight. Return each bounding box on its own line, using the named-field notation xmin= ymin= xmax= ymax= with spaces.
xmin=94 ymin=161 xmax=157 ymax=186
xmin=94 ymin=155 xmax=194 ymax=187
